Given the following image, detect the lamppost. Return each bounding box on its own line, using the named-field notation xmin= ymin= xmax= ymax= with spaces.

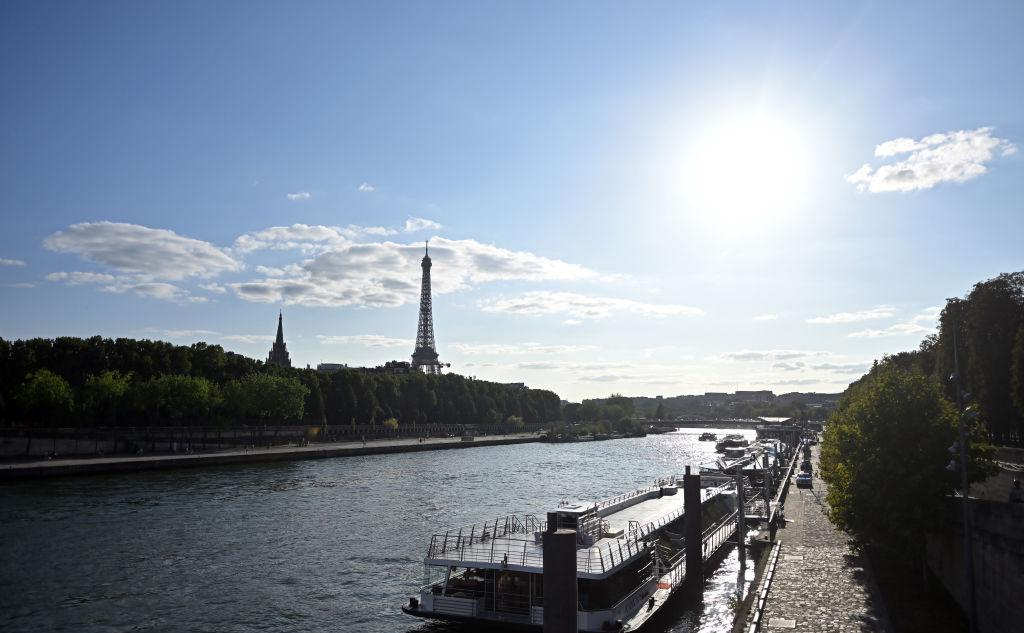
xmin=948 ymin=326 xmax=978 ymax=633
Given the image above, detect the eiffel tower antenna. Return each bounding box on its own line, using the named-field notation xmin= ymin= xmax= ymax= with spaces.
xmin=411 ymin=240 xmax=442 ymax=374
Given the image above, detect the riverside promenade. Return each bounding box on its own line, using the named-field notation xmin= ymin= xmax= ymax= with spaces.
xmin=754 ymin=445 xmax=891 ymax=633
xmin=0 ymin=432 xmax=542 ymax=481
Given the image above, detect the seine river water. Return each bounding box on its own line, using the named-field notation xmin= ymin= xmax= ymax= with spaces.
xmin=0 ymin=428 xmax=756 ymax=633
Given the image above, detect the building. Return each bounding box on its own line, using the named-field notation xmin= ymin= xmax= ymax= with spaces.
xmin=266 ymin=311 xmax=292 ymax=368
xmin=316 ymin=363 xmax=347 ymax=373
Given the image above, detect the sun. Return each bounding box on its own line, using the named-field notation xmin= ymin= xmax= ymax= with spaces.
xmin=676 ymin=111 xmax=811 ymax=230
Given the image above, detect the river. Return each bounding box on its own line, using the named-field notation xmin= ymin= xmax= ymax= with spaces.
xmin=0 ymin=428 xmax=757 ymax=633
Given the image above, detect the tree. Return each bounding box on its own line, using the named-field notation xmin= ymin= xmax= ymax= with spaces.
xmin=820 ymin=363 xmax=994 ymax=558
xmin=82 ymin=370 xmax=132 ymax=426
xmin=1013 ymin=324 xmax=1024 ymax=420
xmin=151 ymin=374 xmax=220 ymax=423
xmin=15 ymin=369 xmax=74 ymax=426
xmin=963 ymin=273 xmax=1024 ymax=442
xmin=225 ymin=373 xmax=308 ymax=422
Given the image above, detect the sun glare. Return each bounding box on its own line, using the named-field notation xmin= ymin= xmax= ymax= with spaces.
xmin=677 ymin=112 xmax=811 ymax=230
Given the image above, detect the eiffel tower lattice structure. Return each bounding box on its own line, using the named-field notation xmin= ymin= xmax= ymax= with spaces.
xmin=411 ymin=241 xmax=445 ymax=374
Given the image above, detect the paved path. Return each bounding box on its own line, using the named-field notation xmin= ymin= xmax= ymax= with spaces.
xmin=760 ymin=445 xmax=890 ymax=633
xmin=0 ymin=433 xmax=542 ymax=480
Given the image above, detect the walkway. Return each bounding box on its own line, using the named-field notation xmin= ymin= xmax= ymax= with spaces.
xmin=759 ymin=445 xmax=890 ymax=633
xmin=0 ymin=432 xmax=541 ymax=481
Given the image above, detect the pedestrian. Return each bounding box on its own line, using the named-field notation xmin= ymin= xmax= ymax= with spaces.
xmin=1010 ymin=479 xmax=1023 ymax=504
xmin=361 ymin=434 xmax=366 ymax=447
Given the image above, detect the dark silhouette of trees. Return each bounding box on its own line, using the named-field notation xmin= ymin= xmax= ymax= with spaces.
xmin=14 ymin=369 xmax=73 ymax=426
xmin=930 ymin=272 xmax=1024 ymax=444
xmin=0 ymin=335 xmax=562 ymax=429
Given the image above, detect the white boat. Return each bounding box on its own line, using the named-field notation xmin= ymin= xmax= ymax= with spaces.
xmin=402 ymin=476 xmax=740 ymax=631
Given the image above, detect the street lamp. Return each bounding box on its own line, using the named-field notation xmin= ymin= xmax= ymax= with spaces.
xmin=950 ymin=328 xmax=978 ymax=633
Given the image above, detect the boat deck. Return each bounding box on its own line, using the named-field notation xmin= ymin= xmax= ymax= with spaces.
xmin=603 ymin=493 xmax=687 ymax=533
xmin=424 ymin=485 xmax=731 ymax=579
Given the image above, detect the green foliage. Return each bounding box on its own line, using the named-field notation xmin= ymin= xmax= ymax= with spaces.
xmin=381 ymin=417 xmax=399 ymax=430
xmin=820 ymin=363 xmax=994 ymax=551
xmin=0 ymin=335 xmax=564 ymax=429
xmin=82 ymin=370 xmax=132 ymax=425
xmin=226 ymin=373 xmax=308 ymax=422
xmin=506 ymin=415 xmax=524 ymax=429
xmin=1013 ymin=325 xmax=1024 ymax=419
xmin=15 ymin=369 xmax=74 ymax=425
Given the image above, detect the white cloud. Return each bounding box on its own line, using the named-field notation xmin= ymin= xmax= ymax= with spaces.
xmin=232 ymin=224 xmax=401 ymax=254
xmin=453 ymin=342 xmax=598 ymax=355
xmin=847 ymin=127 xmax=1016 ymax=193
xmin=46 ymin=271 xmax=117 ymax=285
xmin=563 ymin=319 xmax=584 ymax=326
xmin=48 ymin=270 xmax=205 ymax=303
xmin=221 ymin=334 xmax=275 ymax=345
xmin=721 ymin=350 xmax=828 ymax=361
xmin=102 ymin=281 xmax=207 ymax=303
xmin=810 ymin=362 xmax=872 ymax=374
xmin=478 ymin=291 xmax=704 ymax=320
xmin=0 ymin=258 xmax=26 ymax=267
xmin=806 ymin=305 xmax=895 ymax=324
xmin=229 ymin=237 xmax=598 ymax=308
xmin=912 ymin=306 xmax=942 ymax=323
xmin=286 ymin=191 xmax=311 ymax=200
xmin=1 ymin=282 xmax=34 ymax=288
xmin=233 ymin=224 xmax=349 ymax=254
xmin=316 ymin=334 xmax=412 ymax=348
xmin=44 ymin=222 xmax=241 ymax=281
xmin=404 ymin=216 xmax=442 ymax=232
xmin=516 ymin=361 xmax=634 ymax=372
xmin=358 ymin=182 xmax=375 ymax=192
xmin=198 ymin=282 xmax=227 ymax=294
xmin=753 ymin=314 xmax=778 ymax=321
xmin=848 ymin=306 xmax=940 ymax=339
xmin=159 ymin=329 xmax=221 ymax=339
xmin=773 ymin=361 xmax=806 ymax=372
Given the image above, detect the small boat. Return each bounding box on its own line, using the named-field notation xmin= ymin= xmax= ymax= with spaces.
xmin=715 ymin=434 xmax=749 ymax=453
xmin=698 ymin=432 xmax=717 ymax=441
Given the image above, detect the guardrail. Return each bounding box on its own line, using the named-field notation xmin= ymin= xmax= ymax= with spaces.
xmin=746 ymin=542 xmax=782 ymax=633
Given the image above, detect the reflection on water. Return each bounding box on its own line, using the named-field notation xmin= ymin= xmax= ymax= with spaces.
xmin=0 ymin=428 xmax=756 ymax=633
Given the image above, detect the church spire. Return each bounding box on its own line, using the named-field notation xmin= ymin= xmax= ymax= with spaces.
xmin=267 ymin=310 xmax=292 ymax=368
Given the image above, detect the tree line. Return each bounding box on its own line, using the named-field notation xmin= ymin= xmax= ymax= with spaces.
xmin=862 ymin=271 xmax=1024 ymax=445
xmin=0 ymin=336 xmax=563 ymax=428
xmin=818 ymin=271 xmax=1022 ymax=573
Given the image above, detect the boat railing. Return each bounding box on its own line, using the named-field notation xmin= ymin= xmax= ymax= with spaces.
xmin=701 ymin=510 xmax=739 ymax=560
xmin=593 ymin=485 xmax=660 ymax=513
xmin=427 ymin=513 xmax=546 ymax=559
xmin=425 ymin=487 xmax=734 ymax=575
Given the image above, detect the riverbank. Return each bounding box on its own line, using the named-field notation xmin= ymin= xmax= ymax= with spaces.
xmin=0 ymin=432 xmax=543 ymax=481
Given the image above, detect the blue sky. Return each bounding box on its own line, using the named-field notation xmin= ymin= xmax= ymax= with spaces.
xmin=1 ymin=1 xmax=1022 ymax=401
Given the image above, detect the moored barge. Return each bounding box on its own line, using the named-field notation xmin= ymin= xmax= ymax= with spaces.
xmin=402 ymin=476 xmax=740 ymax=631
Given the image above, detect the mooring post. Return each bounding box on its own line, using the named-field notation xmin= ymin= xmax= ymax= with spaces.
xmin=736 ymin=465 xmax=746 ymax=569
xmin=543 ymin=523 xmax=577 ymax=633
xmin=683 ymin=465 xmax=703 ymax=600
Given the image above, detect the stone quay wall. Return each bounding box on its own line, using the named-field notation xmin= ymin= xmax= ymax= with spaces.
xmin=926 ymin=497 xmax=1024 ymax=633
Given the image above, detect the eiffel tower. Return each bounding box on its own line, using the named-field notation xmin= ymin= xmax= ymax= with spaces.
xmin=411 ymin=241 xmax=444 ymax=374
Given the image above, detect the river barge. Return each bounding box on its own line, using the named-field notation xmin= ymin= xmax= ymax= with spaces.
xmin=402 ymin=476 xmax=740 ymax=631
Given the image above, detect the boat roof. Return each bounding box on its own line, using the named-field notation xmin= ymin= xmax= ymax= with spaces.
xmin=422 ymin=482 xmax=730 ymax=579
